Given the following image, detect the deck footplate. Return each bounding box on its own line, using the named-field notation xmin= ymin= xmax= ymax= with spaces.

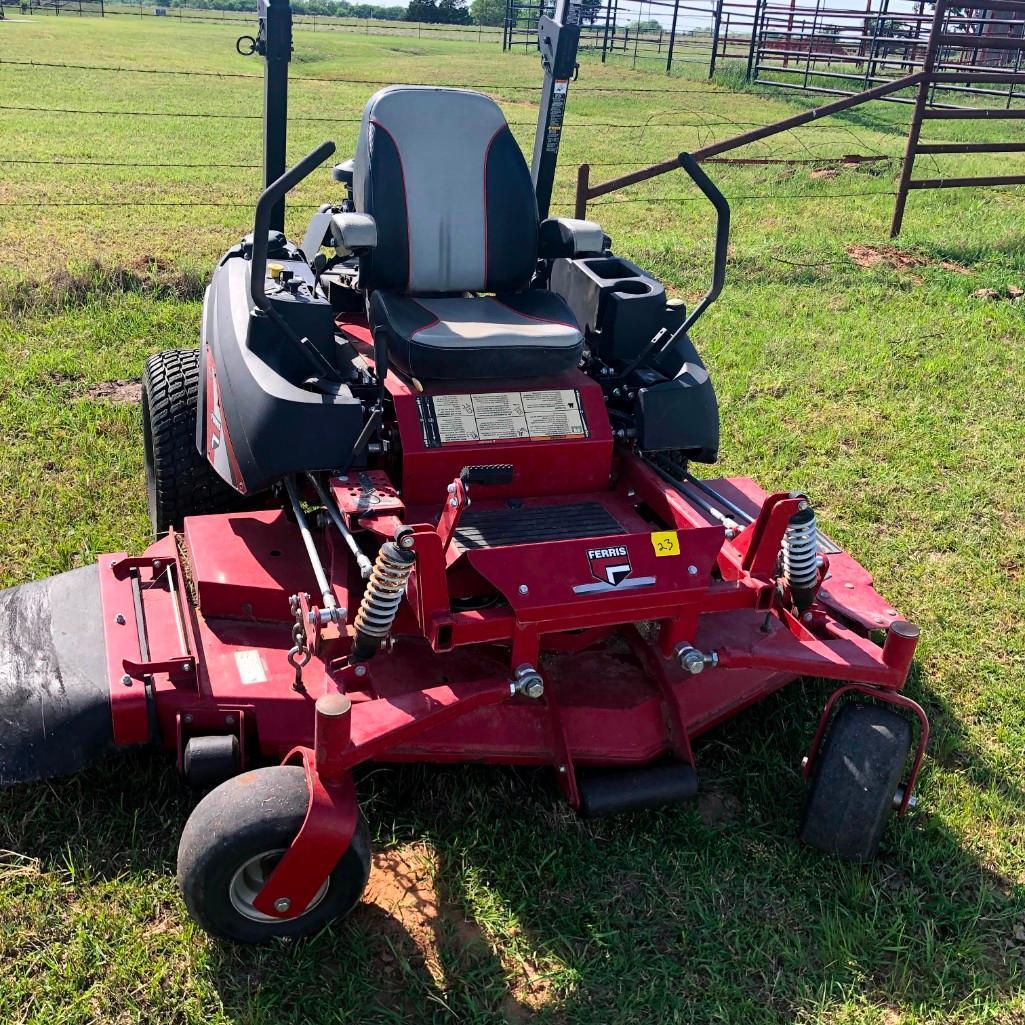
xmin=455 ymin=502 xmax=625 ymax=550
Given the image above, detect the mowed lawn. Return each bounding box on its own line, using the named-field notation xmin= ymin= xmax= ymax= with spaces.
xmin=1 ymin=13 xmax=1024 ymax=1025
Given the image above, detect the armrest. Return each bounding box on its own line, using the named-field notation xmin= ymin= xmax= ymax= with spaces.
xmin=331 ymin=159 xmax=355 ymax=186
xmin=330 ymin=212 xmax=378 ymax=255
xmin=539 ymin=217 xmax=606 ymax=259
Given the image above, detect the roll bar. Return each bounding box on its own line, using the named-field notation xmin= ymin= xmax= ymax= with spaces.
xmin=676 ymin=152 xmax=730 ymax=337
xmin=617 ymin=153 xmax=730 ymax=381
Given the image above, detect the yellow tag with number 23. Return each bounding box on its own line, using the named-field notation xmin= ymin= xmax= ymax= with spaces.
xmin=650 ymin=530 xmax=681 ymax=557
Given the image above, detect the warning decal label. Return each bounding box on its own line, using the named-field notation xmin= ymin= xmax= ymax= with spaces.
xmin=419 ymin=389 xmax=588 ymax=447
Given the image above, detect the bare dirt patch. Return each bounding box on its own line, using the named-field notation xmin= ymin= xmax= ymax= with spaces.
xmin=972 ymin=285 xmax=1023 ymax=302
xmin=847 ymin=244 xmax=970 ymax=275
xmin=698 ymin=788 xmax=742 ymax=827
xmin=358 ymin=844 xmax=555 ymax=1019
xmin=85 ymin=379 xmax=142 ymax=404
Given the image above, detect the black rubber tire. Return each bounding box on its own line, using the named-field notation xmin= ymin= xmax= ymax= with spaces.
xmin=142 ymin=348 xmax=243 ymax=536
xmin=799 ymin=701 xmax=913 ymax=863
xmin=177 ymin=765 xmax=371 ymax=944
xmin=182 ymin=735 xmax=240 ymax=791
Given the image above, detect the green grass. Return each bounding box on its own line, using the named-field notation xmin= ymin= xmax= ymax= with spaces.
xmin=1 ymin=13 xmax=1025 ymax=1025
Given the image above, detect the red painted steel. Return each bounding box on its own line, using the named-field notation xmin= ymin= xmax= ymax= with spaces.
xmin=251 ymin=747 xmax=360 ymax=919
xmin=98 ymin=353 xmax=925 ymax=907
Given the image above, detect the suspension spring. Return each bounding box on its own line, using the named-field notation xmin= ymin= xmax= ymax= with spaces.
xmin=782 ymin=503 xmax=819 ymax=613
xmin=352 ymin=541 xmax=416 ymax=661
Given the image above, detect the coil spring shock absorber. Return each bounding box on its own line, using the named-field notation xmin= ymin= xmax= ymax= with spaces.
xmin=351 ymin=541 xmax=416 ymax=661
xmin=782 ymin=501 xmax=820 ymax=614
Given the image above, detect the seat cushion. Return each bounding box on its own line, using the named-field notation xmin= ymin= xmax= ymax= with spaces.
xmin=369 ymin=290 xmax=584 ymax=381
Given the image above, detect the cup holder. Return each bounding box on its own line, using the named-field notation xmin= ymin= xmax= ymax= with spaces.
xmin=609 ymin=279 xmax=652 ymax=296
xmin=581 ymin=257 xmax=637 ymax=280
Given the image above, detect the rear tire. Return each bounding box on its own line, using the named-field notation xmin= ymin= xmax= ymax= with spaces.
xmin=177 ymin=766 xmax=371 ymax=944
xmin=142 ymin=348 xmax=243 ymax=536
xmin=799 ymin=701 xmax=912 ymax=863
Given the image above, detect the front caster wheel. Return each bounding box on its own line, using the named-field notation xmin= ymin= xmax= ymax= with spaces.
xmin=176 ymin=765 xmax=371 ymax=944
xmin=799 ymin=700 xmax=912 ymax=863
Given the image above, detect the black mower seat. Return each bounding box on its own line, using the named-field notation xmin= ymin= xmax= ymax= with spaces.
xmin=353 ymin=85 xmax=587 ymax=381
xmin=369 ymin=290 xmax=582 ymax=381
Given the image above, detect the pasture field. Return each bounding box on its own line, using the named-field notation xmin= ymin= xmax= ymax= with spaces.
xmin=1 ymin=13 xmax=1024 ymax=1025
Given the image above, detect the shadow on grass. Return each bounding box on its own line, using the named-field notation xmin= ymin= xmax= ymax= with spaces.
xmin=0 ymin=675 xmax=1022 ymax=1024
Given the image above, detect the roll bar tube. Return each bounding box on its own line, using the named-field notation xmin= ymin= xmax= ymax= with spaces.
xmin=676 ymin=152 xmax=730 ymax=337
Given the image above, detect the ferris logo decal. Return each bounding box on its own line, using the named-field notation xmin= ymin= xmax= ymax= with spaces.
xmin=587 ymin=545 xmax=633 ymax=587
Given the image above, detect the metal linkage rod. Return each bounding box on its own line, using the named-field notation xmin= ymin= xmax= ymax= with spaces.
xmin=283 ymin=476 xmax=338 ymax=612
xmin=307 ymin=474 xmax=375 ymax=580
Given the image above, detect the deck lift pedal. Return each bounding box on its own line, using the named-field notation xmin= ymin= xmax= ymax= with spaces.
xmin=0 ymin=0 xmax=928 ymax=944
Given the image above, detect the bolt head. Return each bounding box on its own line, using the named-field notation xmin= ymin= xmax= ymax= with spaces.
xmin=183 ymin=714 xmax=193 ymax=725
xmin=524 ymin=679 xmax=544 ymax=699
xmin=518 ymin=584 xmax=529 ymax=595
xmin=802 ymin=612 xmax=813 ymax=623
xmin=114 ymin=613 xmax=126 ymax=625
xmin=353 ymin=663 xmax=368 ymax=678
xmin=182 ymin=662 xmax=192 ymax=673
xmin=844 ymin=582 xmax=855 ymax=590
xmin=447 ymin=483 xmax=457 ymax=494
xmin=885 ymin=609 xmax=897 ymax=617
xmin=225 ymin=715 xmax=236 ymax=726
xmin=120 ymin=674 xmax=132 ymax=687
xmin=687 ymin=565 xmax=698 ymax=576
xmin=398 ymin=534 xmax=415 ymax=549
xmin=273 ymin=897 xmax=292 ymax=914
xmin=801 ymin=756 xmax=809 ymax=770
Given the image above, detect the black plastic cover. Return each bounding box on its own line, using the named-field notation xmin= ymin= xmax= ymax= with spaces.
xmin=550 ymin=255 xmax=667 ymax=363
xmin=0 ymin=565 xmax=115 ymax=785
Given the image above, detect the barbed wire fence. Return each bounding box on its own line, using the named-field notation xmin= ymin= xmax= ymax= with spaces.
xmin=0 ymin=47 xmax=921 ymax=224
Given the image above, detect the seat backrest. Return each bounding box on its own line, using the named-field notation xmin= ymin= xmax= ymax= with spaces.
xmin=354 ymin=86 xmax=539 ymax=295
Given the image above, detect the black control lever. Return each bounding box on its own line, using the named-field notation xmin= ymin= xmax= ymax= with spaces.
xmin=249 ymin=141 xmax=340 ymax=383
xmin=460 ymin=464 xmax=515 ymax=487
xmin=614 ymin=153 xmax=729 ymax=383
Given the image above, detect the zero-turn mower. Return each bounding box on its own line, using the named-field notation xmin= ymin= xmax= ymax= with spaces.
xmin=0 ymin=0 xmax=928 ymax=943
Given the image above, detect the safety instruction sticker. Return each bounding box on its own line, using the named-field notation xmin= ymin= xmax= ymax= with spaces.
xmin=418 ymin=389 xmax=588 ymax=447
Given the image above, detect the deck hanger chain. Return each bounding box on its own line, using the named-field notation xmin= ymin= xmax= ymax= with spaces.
xmin=287 ymin=594 xmax=312 ymax=691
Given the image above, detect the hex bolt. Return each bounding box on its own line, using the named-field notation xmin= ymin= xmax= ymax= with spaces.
xmin=353 ymin=663 xmax=368 ymax=678
xmin=687 ymin=565 xmax=698 ymax=576
xmin=274 ymin=897 xmax=292 ymax=914
xmin=114 ymin=613 xmax=126 ymax=625
xmin=182 ymin=662 xmax=192 ymax=673
xmin=518 ymin=584 xmax=529 ymax=595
